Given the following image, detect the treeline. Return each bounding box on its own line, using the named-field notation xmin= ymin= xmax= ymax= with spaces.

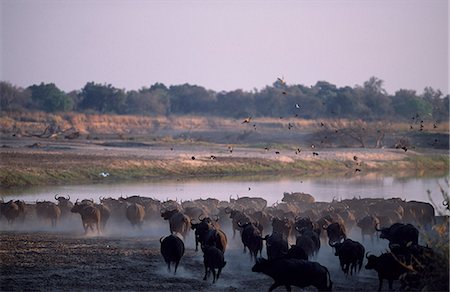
xmin=1 ymin=77 xmax=448 ymax=122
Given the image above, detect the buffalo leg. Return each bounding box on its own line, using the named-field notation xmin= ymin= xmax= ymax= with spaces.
xmin=377 ymin=277 xmax=383 ymax=291
xmin=268 ymin=282 xmax=281 ymax=292
xmin=174 ymin=261 xmax=179 ymax=275
xmin=388 ymin=279 xmax=393 ymax=291
xmin=211 ymin=269 xmax=216 ymax=283
xmin=203 ymin=265 xmax=208 ymax=280
xmin=217 ymin=267 xmax=222 ymax=281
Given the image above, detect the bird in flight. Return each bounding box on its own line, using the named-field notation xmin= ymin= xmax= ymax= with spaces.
xmin=242 ymin=117 xmax=252 ymax=124
xmin=277 ymin=76 xmax=286 ymax=85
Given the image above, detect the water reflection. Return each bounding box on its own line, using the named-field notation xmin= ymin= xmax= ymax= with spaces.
xmin=1 ymin=175 xmax=448 ymax=214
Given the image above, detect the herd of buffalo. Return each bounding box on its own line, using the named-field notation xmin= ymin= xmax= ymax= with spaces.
xmin=1 ymin=192 xmax=448 ymax=291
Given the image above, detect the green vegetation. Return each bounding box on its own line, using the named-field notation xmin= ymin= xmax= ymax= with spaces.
xmin=1 ymin=77 xmax=448 ymax=122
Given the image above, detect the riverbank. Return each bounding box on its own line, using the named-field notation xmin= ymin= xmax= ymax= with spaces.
xmin=0 ymin=136 xmax=448 ymax=188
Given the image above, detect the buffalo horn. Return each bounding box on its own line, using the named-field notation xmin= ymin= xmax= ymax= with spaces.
xmin=365 ymin=252 xmax=370 ymax=259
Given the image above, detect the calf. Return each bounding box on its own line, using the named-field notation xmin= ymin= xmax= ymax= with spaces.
xmin=202 ymin=245 xmax=226 ymax=283
xmin=365 ymin=252 xmax=409 ymax=291
xmin=330 ymin=238 xmax=365 ymax=276
xmin=252 ymin=258 xmax=332 ymax=291
xmin=160 ymin=234 xmax=185 ymax=274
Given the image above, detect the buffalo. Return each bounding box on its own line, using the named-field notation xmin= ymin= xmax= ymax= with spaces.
xmin=376 ymin=223 xmax=419 ymax=248
xmin=191 ymin=216 xmax=220 ymax=251
xmin=252 ymin=258 xmax=332 ymax=291
xmin=161 ymin=208 xmax=191 ymax=238
xmin=238 ymin=221 xmax=263 ymax=261
xmin=323 ymin=222 xmax=347 ymax=245
xmin=201 ymin=244 xmax=226 ymax=283
xmin=264 ymin=232 xmax=288 ymax=260
xmin=0 ymin=200 xmax=22 ymax=225
xmin=126 ymin=203 xmax=145 ymax=228
xmin=71 ymin=201 xmax=101 ymax=234
xmin=357 ymin=215 xmax=380 ymax=244
xmin=36 ymin=201 xmax=61 ymax=228
xmin=330 ymin=238 xmax=365 ymax=276
xmin=365 ymin=252 xmax=409 ymax=291
xmin=160 ymin=234 xmax=185 ymax=274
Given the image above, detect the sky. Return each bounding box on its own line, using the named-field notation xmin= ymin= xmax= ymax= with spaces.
xmin=1 ymin=0 xmax=448 ymax=95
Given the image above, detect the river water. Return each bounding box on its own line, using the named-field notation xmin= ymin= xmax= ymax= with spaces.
xmin=1 ymin=175 xmax=449 ymax=214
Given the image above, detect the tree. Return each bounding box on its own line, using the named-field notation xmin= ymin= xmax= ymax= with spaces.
xmin=392 ymin=89 xmax=432 ymax=119
xmin=28 ymin=82 xmax=73 ymax=112
xmin=168 ymin=84 xmax=216 ymax=115
xmin=215 ymin=89 xmax=255 ymax=118
xmin=79 ymin=82 xmax=126 ymax=114
xmin=0 ymin=81 xmax=30 ymax=112
xmin=125 ymin=84 xmax=170 ymax=115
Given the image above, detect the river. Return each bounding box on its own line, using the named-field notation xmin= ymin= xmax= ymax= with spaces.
xmin=1 ymin=175 xmax=448 ymax=214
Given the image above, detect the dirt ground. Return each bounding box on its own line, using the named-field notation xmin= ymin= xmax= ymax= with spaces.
xmin=0 ymin=226 xmax=387 ymax=292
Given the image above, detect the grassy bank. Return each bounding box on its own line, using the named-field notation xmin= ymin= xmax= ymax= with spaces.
xmin=1 ymin=152 xmax=448 ymax=188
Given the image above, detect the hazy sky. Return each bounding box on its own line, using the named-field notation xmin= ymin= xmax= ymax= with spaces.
xmin=1 ymin=0 xmax=448 ymax=95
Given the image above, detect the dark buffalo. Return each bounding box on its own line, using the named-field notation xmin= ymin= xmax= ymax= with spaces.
xmin=264 ymin=232 xmax=288 ymax=260
xmin=71 ymin=202 xmax=101 ymax=234
xmin=225 ymin=207 xmax=251 ymax=239
xmin=238 ymin=221 xmax=263 ymax=261
xmin=252 ymin=258 xmax=332 ymax=291
xmin=286 ymin=245 xmax=308 ymax=260
xmin=160 ymin=234 xmax=185 ymax=274
xmin=365 ymin=252 xmax=409 ymax=291
xmin=272 ymin=217 xmax=293 ymax=240
xmin=126 ymin=203 xmax=145 ymax=228
xmin=323 ymin=222 xmax=347 ymax=245
xmin=161 ymin=208 xmax=191 ymax=238
xmin=201 ymin=245 xmax=226 ymax=284
xmin=295 ymin=216 xmax=321 ymax=238
xmin=295 ymin=229 xmax=320 ymax=259
xmin=54 ymin=194 xmax=73 ymax=217
xmin=330 ymin=238 xmax=365 ymax=276
xmin=357 ymin=215 xmax=380 ymax=243
xmin=36 ymin=201 xmax=61 ymax=228
xmin=282 ymin=192 xmax=315 ymax=204
xmin=0 ymin=200 xmax=22 ymax=225
xmin=191 ymin=216 xmax=220 ymax=251
xmin=376 ymin=223 xmax=419 ymax=248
